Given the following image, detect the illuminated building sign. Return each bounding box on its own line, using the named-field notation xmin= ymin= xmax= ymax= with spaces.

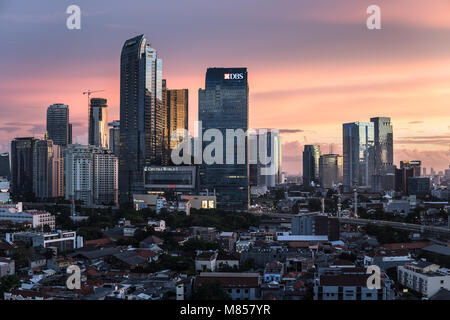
xmin=224 ymin=73 xmax=244 ymax=80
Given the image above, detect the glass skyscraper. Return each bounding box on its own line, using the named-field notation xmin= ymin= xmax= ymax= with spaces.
xmin=370 ymin=117 xmax=394 ymax=192
xmin=11 ymin=137 xmax=37 ymax=200
xmin=249 ymin=129 xmax=282 ymax=188
xmin=162 ymin=80 xmax=188 ymax=163
xmin=319 ymin=154 xmax=343 ymax=188
xmin=89 ymin=98 xmax=109 ymax=149
xmin=198 ymin=67 xmax=249 ymax=210
xmin=108 ymin=120 xmax=120 ymax=157
xmin=0 ymin=153 xmax=11 ymax=180
xmin=46 ymin=104 xmax=70 ymax=146
xmin=303 ymin=145 xmax=320 ymax=186
xmin=119 ymin=34 xmax=164 ymax=203
xmin=343 ymin=122 xmax=375 ymax=191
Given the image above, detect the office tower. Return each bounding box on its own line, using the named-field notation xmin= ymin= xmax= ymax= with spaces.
xmin=423 ymin=168 xmax=427 ymax=176
xmin=68 ymin=123 xmax=73 ymax=144
xmin=249 ymin=129 xmax=282 ymax=188
xmin=303 ymin=145 xmax=320 ymax=186
xmin=430 ymin=168 xmax=436 ymax=176
xmin=11 ymin=137 xmax=37 ymax=199
xmin=0 ymin=178 xmax=10 ymax=203
xmin=400 ymin=160 xmax=421 ymax=176
xmin=443 ymin=166 xmax=450 ymax=179
xmin=108 ymin=120 xmax=120 ymax=156
xmin=163 ymin=80 xmax=189 ymax=157
xmin=319 ymin=154 xmax=343 ymax=188
xmin=0 ymin=153 xmax=11 ymax=180
xmin=395 ymin=160 xmax=422 ymax=195
xmin=198 ymin=68 xmax=249 ymax=210
xmin=89 ymin=98 xmax=109 ymax=148
xmin=119 ymin=34 xmax=164 ymax=203
xmin=64 ymin=145 xmax=118 ymax=206
xmin=370 ymin=117 xmax=393 ymax=172
xmin=407 ymin=177 xmax=431 ymax=198
xmin=46 ymin=104 xmax=70 ymax=146
xmin=32 ymin=139 xmax=63 ymax=199
xmin=342 ymin=122 xmax=375 ymax=191
xmin=370 ymin=117 xmax=394 ymax=192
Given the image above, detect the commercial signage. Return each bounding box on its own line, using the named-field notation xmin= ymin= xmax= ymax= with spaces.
xmin=224 ymin=73 xmax=244 ymax=80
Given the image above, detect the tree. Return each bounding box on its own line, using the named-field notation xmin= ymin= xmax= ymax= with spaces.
xmin=189 ymin=281 xmax=231 ymax=300
xmin=240 ymin=258 xmax=256 ymax=272
xmin=0 ymin=275 xmax=21 ymax=297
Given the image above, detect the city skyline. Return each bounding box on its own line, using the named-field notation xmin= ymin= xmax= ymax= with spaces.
xmin=0 ymin=1 xmax=449 ymax=175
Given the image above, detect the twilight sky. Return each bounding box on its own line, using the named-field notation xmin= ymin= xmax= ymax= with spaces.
xmin=0 ymin=0 xmax=449 ymax=175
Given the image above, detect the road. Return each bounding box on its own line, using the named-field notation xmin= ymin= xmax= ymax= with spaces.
xmin=250 ymin=211 xmax=450 ymax=238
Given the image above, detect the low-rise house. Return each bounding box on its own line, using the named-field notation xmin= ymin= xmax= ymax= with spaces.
xmin=364 ymin=248 xmax=414 ymax=271
xmin=398 ymin=261 xmax=450 ymax=298
xmin=264 ymin=261 xmax=284 ymax=283
xmin=218 ymin=232 xmax=237 ymax=252
xmin=148 ymin=220 xmax=166 ymax=232
xmin=314 ymin=267 xmax=395 ymax=300
xmin=139 ymin=235 xmax=164 ymax=249
xmin=235 ymin=240 xmax=252 ymax=253
xmin=195 ymin=251 xmax=218 ymax=272
xmin=194 ymin=272 xmax=261 ymax=300
xmin=189 ymin=226 xmax=217 ymax=241
xmin=216 ymin=253 xmax=240 ymax=270
xmin=123 ymin=225 xmax=137 ymax=237
xmin=0 ymin=257 xmax=15 ymax=277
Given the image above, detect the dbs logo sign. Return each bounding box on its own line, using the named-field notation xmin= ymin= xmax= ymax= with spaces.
xmin=224 ymin=73 xmax=244 ymax=80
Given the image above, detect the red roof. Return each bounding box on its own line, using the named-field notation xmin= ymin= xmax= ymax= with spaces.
xmin=379 ymin=242 xmax=431 ymax=250
xmin=84 ymin=238 xmax=112 ymax=246
xmin=135 ymin=249 xmax=157 ymax=259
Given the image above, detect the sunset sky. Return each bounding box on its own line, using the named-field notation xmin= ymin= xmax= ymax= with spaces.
xmin=0 ymin=0 xmax=449 ymax=175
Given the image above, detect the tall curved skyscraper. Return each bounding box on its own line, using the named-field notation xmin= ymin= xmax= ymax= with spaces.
xmin=119 ymin=35 xmax=164 ymax=203
xmin=89 ymin=98 xmax=109 ymax=149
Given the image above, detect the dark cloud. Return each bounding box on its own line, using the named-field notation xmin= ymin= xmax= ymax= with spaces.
xmin=279 ymin=129 xmax=304 ymax=134
xmin=0 ymin=126 xmax=20 ymax=133
xmin=395 ymin=134 xmax=450 ymax=146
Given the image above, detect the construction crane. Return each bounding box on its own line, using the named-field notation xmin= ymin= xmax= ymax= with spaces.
xmin=82 ymin=89 xmax=105 ymax=137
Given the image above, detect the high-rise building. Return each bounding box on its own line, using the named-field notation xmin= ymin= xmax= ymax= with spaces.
xmin=163 ymin=80 xmax=189 ymax=159
xmin=407 ymin=176 xmax=431 ymax=198
xmin=395 ymin=160 xmax=422 ymax=195
xmin=370 ymin=117 xmax=393 ymax=172
xmin=249 ymin=129 xmax=282 ymax=188
xmin=89 ymin=98 xmax=109 ymax=148
xmin=64 ymin=145 xmax=118 ymax=206
xmin=303 ymin=145 xmax=320 ymax=186
xmin=0 ymin=178 xmax=11 ymax=203
xmin=343 ymin=122 xmax=375 ymax=191
xmin=370 ymin=117 xmax=394 ymax=192
xmin=198 ymin=68 xmax=249 ymax=210
xmin=400 ymin=160 xmax=421 ymax=176
xmin=319 ymin=154 xmax=343 ymax=188
xmin=11 ymin=137 xmax=37 ymax=199
xmin=68 ymin=123 xmax=73 ymax=144
xmin=108 ymin=120 xmax=120 ymax=156
xmin=46 ymin=104 xmax=70 ymax=146
xmin=119 ymin=34 xmax=164 ymax=203
xmin=0 ymin=153 xmax=11 ymax=180
xmin=32 ymin=139 xmax=63 ymax=199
